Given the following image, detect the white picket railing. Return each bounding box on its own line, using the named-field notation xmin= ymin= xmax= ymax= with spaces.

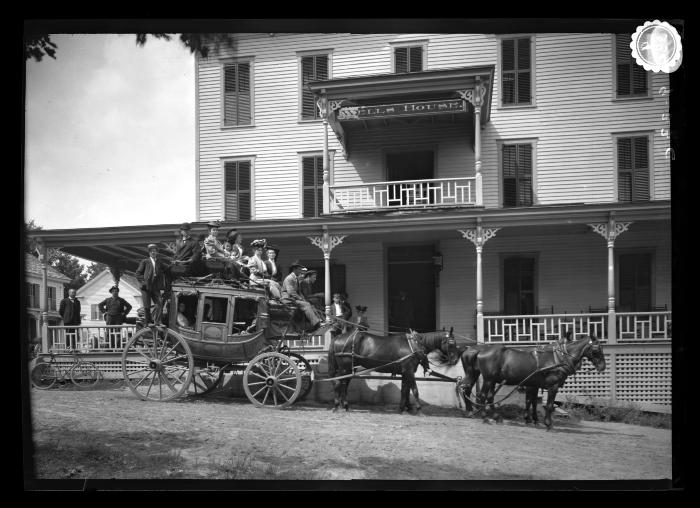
xmin=330 ymin=177 xmax=476 ymax=212
xmin=46 ymin=325 xmax=138 ymax=353
xmin=482 ymin=311 xmax=671 ymax=344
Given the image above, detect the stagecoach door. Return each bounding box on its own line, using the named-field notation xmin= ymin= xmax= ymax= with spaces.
xmin=198 ymin=295 xmax=232 ymax=341
xmin=387 ymin=245 xmax=436 ymax=333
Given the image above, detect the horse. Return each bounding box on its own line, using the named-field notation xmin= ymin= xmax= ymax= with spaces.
xmin=327 ymin=317 xmax=455 ymax=414
xmin=464 ymin=332 xmax=606 ymax=429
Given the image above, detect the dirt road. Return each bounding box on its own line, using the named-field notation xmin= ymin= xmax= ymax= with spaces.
xmin=27 ymin=386 xmax=672 ymax=482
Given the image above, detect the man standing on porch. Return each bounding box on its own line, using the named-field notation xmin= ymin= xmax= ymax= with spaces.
xmin=98 ymin=286 xmax=132 ymax=326
xmin=59 ymin=288 xmax=81 ymax=349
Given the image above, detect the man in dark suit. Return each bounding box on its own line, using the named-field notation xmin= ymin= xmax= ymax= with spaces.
xmin=98 ymin=286 xmax=132 ymax=325
xmin=172 ymin=222 xmax=199 ymax=266
xmin=59 ymin=288 xmax=81 ymax=326
xmin=135 ymin=243 xmax=170 ymax=326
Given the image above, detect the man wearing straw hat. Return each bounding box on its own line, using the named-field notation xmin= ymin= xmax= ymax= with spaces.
xmin=281 ymin=260 xmax=322 ymax=332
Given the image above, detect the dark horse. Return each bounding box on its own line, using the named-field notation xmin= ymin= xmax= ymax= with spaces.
xmin=459 ymin=332 xmax=606 ymax=428
xmin=328 ymin=324 xmax=456 ymax=414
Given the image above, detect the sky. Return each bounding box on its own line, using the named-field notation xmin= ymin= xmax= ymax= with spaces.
xmin=24 ymin=34 xmax=196 ymax=231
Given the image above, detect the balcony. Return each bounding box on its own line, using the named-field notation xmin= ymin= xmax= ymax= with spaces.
xmin=330 ymin=177 xmax=478 ymax=213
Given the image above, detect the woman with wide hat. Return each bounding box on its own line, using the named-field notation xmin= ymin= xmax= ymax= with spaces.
xmin=247 ymin=238 xmax=268 ymax=285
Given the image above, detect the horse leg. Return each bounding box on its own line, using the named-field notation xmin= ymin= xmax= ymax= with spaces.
xmin=491 ymin=384 xmax=503 ymax=423
xmin=524 ymin=386 xmax=539 ymax=424
xmin=478 ymin=380 xmax=494 ymax=422
xmin=544 ymin=387 xmax=558 ymax=429
xmin=399 ymin=377 xmax=410 ymax=414
xmin=332 ymin=379 xmax=341 ymax=412
xmin=409 ymin=372 xmax=422 ymax=415
xmin=342 ymin=379 xmax=351 ymax=411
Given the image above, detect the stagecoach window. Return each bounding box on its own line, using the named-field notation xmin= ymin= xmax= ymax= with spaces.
xmin=176 ymin=294 xmax=197 ymax=329
xmin=232 ymin=297 xmax=258 ymax=334
xmin=203 ymin=296 xmax=228 ymax=324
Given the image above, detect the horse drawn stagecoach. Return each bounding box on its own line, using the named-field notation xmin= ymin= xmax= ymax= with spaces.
xmin=122 ymin=264 xmax=322 ymax=408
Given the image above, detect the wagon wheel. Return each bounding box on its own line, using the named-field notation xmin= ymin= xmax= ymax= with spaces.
xmin=243 ymin=352 xmax=301 ymax=408
xmin=285 ymin=352 xmax=314 ymax=401
xmin=186 ymin=364 xmax=226 ymax=396
xmin=31 ymin=362 xmax=57 ymax=390
xmin=122 ymin=326 xmax=194 ymax=401
xmin=69 ymin=362 xmax=101 ymax=388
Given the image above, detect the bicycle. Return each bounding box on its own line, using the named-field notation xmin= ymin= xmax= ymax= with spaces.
xmin=30 ymin=348 xmax=102 ymax=390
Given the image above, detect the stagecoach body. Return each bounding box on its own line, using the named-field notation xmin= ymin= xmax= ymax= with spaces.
xmin=121 ymin=275 xmax=315 ymax=407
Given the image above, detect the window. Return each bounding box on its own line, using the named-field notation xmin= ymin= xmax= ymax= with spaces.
xmin=501 ymin=37 xmax=531 ymax=105
xmin=224 ymin=160 xmax=252 ymax=221
xmin=176 ymin=294 xmax=197 ymax=330
xmin=301 ymin=54 xmax=329 ymax=120
xmin=618 ymin=253 xmax=652 ymax=312
xmin=48 ymin=286 xmax=56 ymax=311
xmin=26 ymin=283 xmax=40 ymax=308
xmin=502 ymin=143 xmax=533 ymax=207
xmin=91 ymin=304 xmax=101 ymax=320
xmin=203 ymin=296 xmax=228 ymax=323
xmin=615 ymin=34 xmax=648 ymax=97
xmin=394 ymin=45 xmax=423 ymax=73
xmin=232 ymin=297 xmax=258 ymax=334
xmin=617 ymin=136 xmax=649 ymax=202
xmin=503 ymin=256 xmax=536 ymax=315
xmin=223 ymin=61 xmax=252 ymax=127
xmin=302 ymin=155 xmax=324 ymax=218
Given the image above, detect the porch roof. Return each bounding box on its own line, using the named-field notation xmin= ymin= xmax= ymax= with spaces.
xmin=26 ymin=201 xmax=671 ymax=270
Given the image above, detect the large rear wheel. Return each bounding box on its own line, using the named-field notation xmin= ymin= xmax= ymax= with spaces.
xmin=285 ymin=352 xmax=314 ymax=401
xmin=243 ymin=352 xmax=301 ymax=408
xmin=122 ymin=326 xmax=194 ymax=401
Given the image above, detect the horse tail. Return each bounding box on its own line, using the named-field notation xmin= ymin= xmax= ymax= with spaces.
xmin=327 ymin=335 xmax=338 ymax=378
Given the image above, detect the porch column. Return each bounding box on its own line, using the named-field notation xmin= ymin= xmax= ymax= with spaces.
xmin=473 ymin=78 xmax=486 ymax=207
xmin=459 ymin=221 xmax=501 ymax=342
xmin=37 ymin=239 xmax=50 ymax=353
xmin=308 ymin=228 xmax=347 ymax=322
xmin=588 ymin=215 xmax=632 ymax=344
xmin=318 ymin=91 xmax=330 ymax=215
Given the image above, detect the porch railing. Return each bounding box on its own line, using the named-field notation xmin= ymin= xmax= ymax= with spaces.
xmin=46 ymin=325 xmax=138 ymax=353
xmin=330 ymin=177 xmax=476 ymax=213
xmin=483 ymin=311 xmax=671 ymax=344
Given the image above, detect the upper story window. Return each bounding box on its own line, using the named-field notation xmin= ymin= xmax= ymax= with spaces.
xmin=502 ymin=143 xmax=533 ymax=207
xmin=301 ymin=54 xmax=329 ymax=120
xmin=617 ymin=135 xmax=650 ymax=202
xmin=394 ymin=45 xmax=423 ymax=73
xmin=224 ymin=160 xmax=252 ymax=221
xmin=48 ymin=286 xmax=56 ymax=311
xmin=615 ymin=34 xmax=649 ymax=98
xmin=26 ymin=283 xmax=39 ymax=308
xmin=501 ymin=37 xmax=532 ymax=106
xmin=222 ymin=61 xmax=252 ymax=127
xmin=302 ymin=155 xmax=324 ymax=218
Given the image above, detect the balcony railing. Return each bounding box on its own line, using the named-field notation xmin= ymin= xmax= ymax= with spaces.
xmin=483 ymin=311 xmax=671 ymax=344
xmin=330 ymin=177 xmax=476 ymax=213
xmin=46 ymin=325 xmax=138 ymax=353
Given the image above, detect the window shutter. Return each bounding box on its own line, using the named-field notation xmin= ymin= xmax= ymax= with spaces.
xmin=301 ymin=55 xmax=327 ymax=119
xmin=302 ymin=156 xmax=324 ymax=217
xmin=502 ymin=145 xmax=517 ymax=207
xmin=617 ymin=137 xmax=632 ymax=201
xmin=225 ymin=161 xmax=252 ymax=221
xmin=632 ymin=137 xmax=649 ymax=201
xmin=224 ymin=63 xmax=251 ymax=126
xmin=237 ymin=63 xmax=251 ymax=125
xmin=223 ymin=65 xmax=237 ymax=126
xmin=616 ymin=34 xmax=647 ymax=96
xmin=518 ymin=144 xmax=533 ymax=206
xmin=409 ymin=46 xmax=422 ymax=72
xmin=395 ymin=47 xmax=408 ymax=73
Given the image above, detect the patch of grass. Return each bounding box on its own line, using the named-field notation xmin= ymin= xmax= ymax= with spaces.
xmin=562 ymin=401 xmax=672 ymax=429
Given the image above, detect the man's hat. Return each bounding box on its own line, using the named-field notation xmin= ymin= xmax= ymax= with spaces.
xmin=109 ymin=286 xmax=120 ymax=293
xmin=290 ymin=259 xmax=306 ymax=270
xmin=179 ymin=222 xmax=192 ymax=231
xmin=147 ymin=243 xmax=158 ymax=251
xmin=303 ymin=269 xmax=317 ymax=277
xmin=250 ymin=239 xmax=266 ymax=249
xmin=265 ymin=243 xmax=280 ymax=256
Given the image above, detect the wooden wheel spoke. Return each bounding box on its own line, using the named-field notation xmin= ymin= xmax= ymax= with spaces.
xmin=145 ymin=370 xmax=157 ymax=397
xmin=247 ymin=381 xmax=267 ymax=386
xmin=251 ymin=385 xmax=267 ymax=399
xmin=161 ymin=354 xmax=189 ymax=365
xmin=275 ymin=386 xmax=290 ymax=402
xmin=277 ymin=382 xmax=297 ymax=393
xmin=160 ymin=371 xmax=179 ymax=393
xmin=272 ymin=387 xmax=278 ymax=406
xmin=248 ymin=370 xmax=267 ymax=381
xmin=261 ymin=387 xmax=271 ymax=405
xmin=159 ymin=342 xmax=178 ymax=361
xmin=277 ymin=364 xmax=293 ymax=377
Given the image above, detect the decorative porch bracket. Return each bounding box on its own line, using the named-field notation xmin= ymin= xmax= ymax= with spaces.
xmin=459 ymin=223 xmax=501 ymax=342
xmin=308 ymin=229 xmax=348 ymax=323
xmin=588 ymin=216 xmax=633 ymax=344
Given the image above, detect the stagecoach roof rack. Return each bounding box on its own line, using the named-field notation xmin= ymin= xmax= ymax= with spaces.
xmin=171 ymin=276 xmax=266 ymax=295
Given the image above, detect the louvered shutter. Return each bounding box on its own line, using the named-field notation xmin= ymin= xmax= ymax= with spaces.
xmin=302 ymin=55 xmax=328 ymax=120
xmin=395 ymin=47 xmax=408 ymax=73
xmin=516 ymin=38 xmax=531 ymax=104
xmin=302 ymin=156 xmax=318 ymax=217
xmin=237 ymin=161 xmax=252 ymax=220
xmin=518 ymin=144 xmax=533 ymax=206
xmin=409 ymin=46 xmax=422 ymax=72
xmin=224 ymin=65 xmax=238 ymax=126
xmin=616 ymin=34 xmax=647 ymax=96
xmin=502 ymin=145 xmax=517 ymax=207
xmin=223 ymin=63 xmax=252 ymax=126
xmin=632 ymin=137 xmax=649 ymax=201
xmin=502 ymin=39 xmax=515 ymax=104
xmin=617 ymin=137 xmax=633 ymax=201
xmin=237 ymin=63 xmax=251 ymax=125
xmin=225 ymin=161 xmax=252 ymax=221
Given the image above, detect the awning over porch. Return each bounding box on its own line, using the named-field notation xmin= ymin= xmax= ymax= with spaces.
xmin=307 ymin=66 xmax=495 ymax=157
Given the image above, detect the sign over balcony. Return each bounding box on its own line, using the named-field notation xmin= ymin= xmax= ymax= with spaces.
xmin=337 ymin=99 xmax=466 ymax=121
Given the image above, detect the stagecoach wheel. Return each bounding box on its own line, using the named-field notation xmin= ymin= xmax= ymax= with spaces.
xmin=186 ymin=365 xmax=224 ymax=396
xmin=285 ymin=352 xmax=314 ymax=401
xmin=122 ymin=326 xmax=194 ymax=402
xmin=69 ymin=362 xmax=101 ymax=388
xmin=243 ymin=352 xmax=301 ymax=409
xmin=31 ymin=362 xmax=57 ymax=390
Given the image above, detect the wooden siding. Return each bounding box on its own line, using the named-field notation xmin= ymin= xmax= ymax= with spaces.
xmin=197 ymin=33 xmax=670 ymax=220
